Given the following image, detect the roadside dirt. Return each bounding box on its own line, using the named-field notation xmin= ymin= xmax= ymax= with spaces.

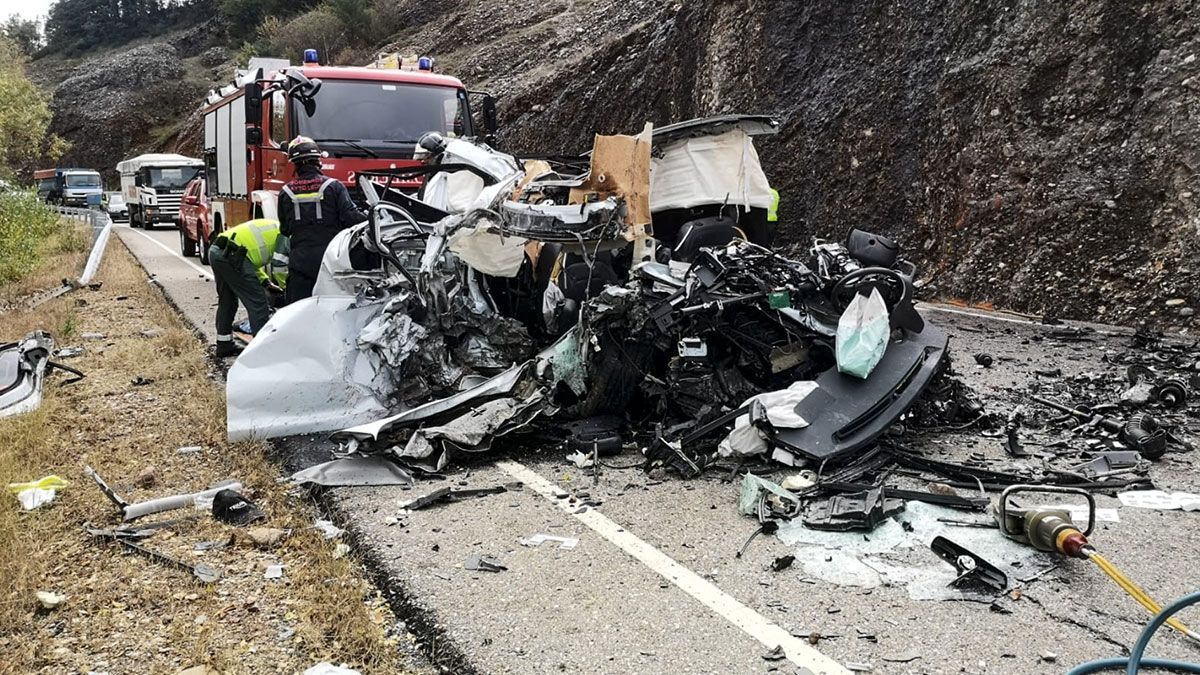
xmin=0 ymin=230 xmax=424 ymax=674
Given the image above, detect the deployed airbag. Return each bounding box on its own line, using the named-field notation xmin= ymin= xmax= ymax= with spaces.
xmin=650 ymin=129 xmax=773 ymax=212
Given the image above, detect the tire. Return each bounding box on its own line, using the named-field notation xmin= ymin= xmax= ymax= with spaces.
xmin=568 ymin=330 xmax=654 ymax=418
xmin=198 ymin=231 xmax=210 ymax=265
xmin=179 ymin=226 xmax=197 ymax=257
xmin=201 ymin=217 xmax=221 ymax=266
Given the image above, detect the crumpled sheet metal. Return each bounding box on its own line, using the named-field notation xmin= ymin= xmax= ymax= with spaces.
xmin=357 ymin=299 xmax=426 ymax=370
xmin=413 ymin=394 xmax=546 ymax=452
xmin=331 ymin=330 xmax=583 ymax=445
xmin=395 ymin=395 xmax=547 ymax=472
xmin=331 ymin=361 xmax=532 ymax=443
xmin=0 ymin=331 xmax=53 ymax=419
xmin=227 ymin=296 xmax=391 ymax=441
xmin=289 ymin=455 xmax=415 ymax=487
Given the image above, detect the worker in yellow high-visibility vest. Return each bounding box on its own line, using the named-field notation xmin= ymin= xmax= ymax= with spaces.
xmin=207 ymin=218 xmax=289 ymax=357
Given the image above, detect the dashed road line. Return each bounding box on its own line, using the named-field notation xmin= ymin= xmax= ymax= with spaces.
xmin=495 ymin=459 xmax=852 ymax=675
xmin=120 ymin=225 xmax=214 ymax=280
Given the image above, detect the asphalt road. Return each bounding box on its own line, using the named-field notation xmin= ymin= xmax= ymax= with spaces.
xmin=116 ymin=221 xmax=1200 ymax=675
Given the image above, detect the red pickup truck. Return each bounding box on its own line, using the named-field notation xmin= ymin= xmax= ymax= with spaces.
xmin=177 ymin=177 xmax=214 ymax=264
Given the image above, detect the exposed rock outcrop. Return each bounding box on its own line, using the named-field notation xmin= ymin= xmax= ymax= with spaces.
xmin=47 ymin=43 xmax=204 ymax=181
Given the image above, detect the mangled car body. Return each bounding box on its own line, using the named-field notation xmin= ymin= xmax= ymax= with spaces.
xmin=1 ymin=332 xmax=84 ymax=419
xmin=227 ymin=115 xmax=946 ymax=475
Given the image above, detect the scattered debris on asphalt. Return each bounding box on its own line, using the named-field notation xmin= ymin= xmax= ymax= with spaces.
xmin=400 ymin=485 xmax=510 ymax=511
xmin=464 ymin=554 xmax=507 ymax=573
xmin=519 ymin=533 xmax=580 ymax=550
xmin=201 ymin=111 xmax=1200 ymax=670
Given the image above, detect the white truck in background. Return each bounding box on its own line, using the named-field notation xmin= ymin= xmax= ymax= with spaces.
xmin=116 ymin=153 xmax=205 ymax=230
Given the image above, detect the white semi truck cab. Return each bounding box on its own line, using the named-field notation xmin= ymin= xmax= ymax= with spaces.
xmin=116 ymin=153 xmax=204 ymax=230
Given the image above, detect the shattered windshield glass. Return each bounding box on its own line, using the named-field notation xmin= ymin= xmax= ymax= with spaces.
xmin=295 ymin=80 xmax=469 ymax=144
xmin=65 ymin=173 xmax=101 ymax=187
xmin=146 ymin=167 xmax=201 ymax=189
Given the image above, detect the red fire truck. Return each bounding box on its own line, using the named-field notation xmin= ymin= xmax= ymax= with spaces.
xmin=192 ymin=53 xmax=496 ymax=254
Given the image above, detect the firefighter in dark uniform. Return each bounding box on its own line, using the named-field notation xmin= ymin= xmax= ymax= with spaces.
xmin=278 ymin=136 xmax=365 ymax=303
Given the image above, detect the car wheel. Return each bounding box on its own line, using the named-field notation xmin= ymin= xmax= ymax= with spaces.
xmin=198 ymin=231 xmax=211 ymax=265
xmin=180 ymin=227 xmax=197 ymax=257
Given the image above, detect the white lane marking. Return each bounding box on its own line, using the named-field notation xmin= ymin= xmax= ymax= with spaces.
xmin=495 ymin=460 xmax=851 ymax=675
xmin=121 ymin=226 xmax=214 ymax=280
xmin=918 ymin=303 xmax=1038 ymax=326
xmin=920 ymin=303 xmax=1127 ymax=337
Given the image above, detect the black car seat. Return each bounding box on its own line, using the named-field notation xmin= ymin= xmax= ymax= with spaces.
xmin=672 ymin=216 xmax=744 ymax=263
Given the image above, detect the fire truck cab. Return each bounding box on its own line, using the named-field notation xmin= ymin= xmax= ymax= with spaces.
xmin=200 ymin=55 xmax=496 ymax=239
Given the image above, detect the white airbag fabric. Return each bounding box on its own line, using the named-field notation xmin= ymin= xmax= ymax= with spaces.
xmin=447 ymin=224 xmax=527 ymax=277
xmin=718 ymin=381 xmax=819 ymax=457
xmin=650 ymin=128 xmax=773 ymax=211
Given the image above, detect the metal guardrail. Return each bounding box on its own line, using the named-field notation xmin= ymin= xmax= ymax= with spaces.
xmin=0 ymin=206 xmax=115 ymax=314
xmin=53 ymin=205 xmax=108 ymax=230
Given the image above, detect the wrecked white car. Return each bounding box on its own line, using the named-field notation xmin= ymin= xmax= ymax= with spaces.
xmin=226 ymin=115 xmax=947 ymax=478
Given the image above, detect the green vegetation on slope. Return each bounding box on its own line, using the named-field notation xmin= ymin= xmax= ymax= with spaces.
xmin=0 ymin=190 xmax=62 ymax=284
xmin=0 ymin=37 xmax=66 ymax=180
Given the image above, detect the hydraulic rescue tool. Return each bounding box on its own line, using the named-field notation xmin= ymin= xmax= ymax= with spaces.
xmin=996 ymin=485 xmax=1200 ymax=642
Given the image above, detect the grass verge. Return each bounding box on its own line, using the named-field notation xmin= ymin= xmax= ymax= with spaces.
xmin=0 ymin=232 xmax=410 ymax=673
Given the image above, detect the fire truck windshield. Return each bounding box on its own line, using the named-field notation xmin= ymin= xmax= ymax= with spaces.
xmin=294 ymin=80 xmax=470 ymax=145
xmin=145 ymin=166 xmax=202 ymax=189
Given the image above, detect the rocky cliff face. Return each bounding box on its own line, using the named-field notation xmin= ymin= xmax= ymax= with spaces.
xmin=41 ymin=32 xmax=217 ymax=184
xmin=391 ymin=0 xmax=1200 ymax=328
xmin=32 ymin=1 xmax=1200 ymax=327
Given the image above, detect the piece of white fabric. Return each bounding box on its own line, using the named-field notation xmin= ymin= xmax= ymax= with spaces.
xmin=447 ymin=224 xmax=527 ymax=277
xmin=16 ymin=487 xmax=57 ymax=510
xmin=424 ymin=170 xmax=486 ymax=213
xmin=718 ymin=381 xmax=819 ymax=457
xmin=650 ymin=128 xmax=774 ymax=211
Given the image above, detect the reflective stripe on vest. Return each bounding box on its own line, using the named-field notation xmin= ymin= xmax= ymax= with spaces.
xmin=243 ymin=220 xmax=272 ymax=268
xmin=217 ymin=218 xmax=278 ymax=270
xmin=282 ymin=178 xmax=338 ymax=221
